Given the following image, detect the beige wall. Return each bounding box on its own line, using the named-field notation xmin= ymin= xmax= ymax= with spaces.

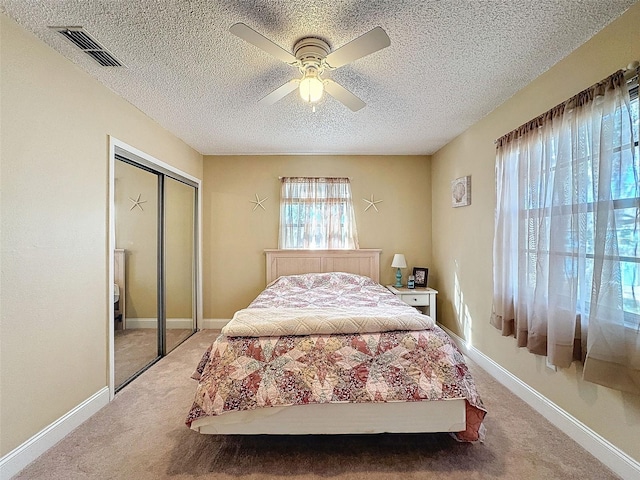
xmin=114 ymin=163 xmax=196 ymax=321
xmin=0 ymin=13 xmax=202 ymax=456
xmin=430 ymin=2 xmax=640 ymax=463
xmin=115 ymin=160 xmax=159 ymax=319
xmin=165 ymin=177 xmax=196 ymax=320
xmin=202 ymin=155 xmax=432 ymax=319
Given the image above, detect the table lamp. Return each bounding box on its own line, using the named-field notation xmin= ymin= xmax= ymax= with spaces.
xmin=391 ymin=253 xmax=407 ymax=287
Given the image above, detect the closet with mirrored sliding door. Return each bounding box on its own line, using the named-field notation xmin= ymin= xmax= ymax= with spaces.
xmin=111 ymin=143 xmax=199 ymax=393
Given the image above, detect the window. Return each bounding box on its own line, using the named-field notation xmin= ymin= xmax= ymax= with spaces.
xmin=624 ymin=82 xmax=640 ymax=323
xmin=492 ymin=70 xmax=639 ymax=394
xmin=521 ymin=83 xmax=639 ymax=326
xmin=278 ymin=177 xmax=359 ymax=249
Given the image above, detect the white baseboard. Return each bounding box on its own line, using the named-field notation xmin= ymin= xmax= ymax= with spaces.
xmin=200 ymin=318 xmax=229 ymax=330
xmin=126 ymin=318 xmax=194 ymax=329
xmin=125 ymin=318 xmax=228 ymax=333
xmin=0 ymin=387 xmax=109 ymax=480
xmin=440 ymin=325 xmax=640 ymax=480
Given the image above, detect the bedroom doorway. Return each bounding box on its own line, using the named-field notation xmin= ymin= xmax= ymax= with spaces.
xmin=111 ymin=142 xmax=200 ymax=394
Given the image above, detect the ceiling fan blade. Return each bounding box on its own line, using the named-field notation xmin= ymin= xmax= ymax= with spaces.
xmin=258 ymin=79 xmax=299 ymax=106
xmin=230 ymin=23 xmax=297 ymax=65
xmin=324 ymin=80 xmax=366 ymax=112
xmin=324 ymin=27 xmax=390 ymax=69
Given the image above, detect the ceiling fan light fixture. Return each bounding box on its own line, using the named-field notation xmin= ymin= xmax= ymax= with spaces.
xmin=230 ymin=23 xmax=390 ymax=111
xmin=299 ymin=69 xmax=324 ymax=103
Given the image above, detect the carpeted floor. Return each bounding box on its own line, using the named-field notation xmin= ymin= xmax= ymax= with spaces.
xmin=15 ymin=330 xmax=619 ymax=480
xmin=115 ymin=328 xmax=194 ymax=387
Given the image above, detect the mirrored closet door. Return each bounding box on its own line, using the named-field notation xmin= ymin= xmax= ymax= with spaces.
xmin=114 ymin=160 xmax=160 ymax=389
xmin=113 ymin=153 xmax=198 ymax=392
xmin=164 ymin=177 xmax=196 ymax=353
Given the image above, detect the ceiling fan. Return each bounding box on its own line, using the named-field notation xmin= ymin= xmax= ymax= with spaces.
xmin=230 ymin=23 xmax=391 ymax=112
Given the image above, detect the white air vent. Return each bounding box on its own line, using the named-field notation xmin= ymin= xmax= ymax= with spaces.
xmin=49 ymin=26 xmax=123 ymax=67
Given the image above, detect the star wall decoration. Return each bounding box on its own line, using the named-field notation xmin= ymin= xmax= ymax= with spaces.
xmin=363 ymin=194 xmax=383 ymax=212
xmin=128 ymin=193 xmax=147 ymax=211
xmin=250 ymin=194 xmax=268 ymax=211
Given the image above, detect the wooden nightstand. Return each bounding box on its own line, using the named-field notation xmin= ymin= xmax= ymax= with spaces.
xmin=386 ymin=285 xmax=438 ymax=320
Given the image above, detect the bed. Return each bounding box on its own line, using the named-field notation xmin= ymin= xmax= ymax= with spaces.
xmin=186 ymin=249 xmax=486 ymax=442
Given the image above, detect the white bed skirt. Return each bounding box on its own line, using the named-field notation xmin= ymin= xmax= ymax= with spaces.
xmin=190 ymin=399 xmax=466 ymax=435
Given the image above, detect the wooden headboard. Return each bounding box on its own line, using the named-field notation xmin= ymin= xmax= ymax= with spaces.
xmin=265 ymin=249 xmax=381 ymax=285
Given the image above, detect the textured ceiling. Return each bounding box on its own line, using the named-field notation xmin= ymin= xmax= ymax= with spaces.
xmin=1 ymin=0 xmax=636 ymax=155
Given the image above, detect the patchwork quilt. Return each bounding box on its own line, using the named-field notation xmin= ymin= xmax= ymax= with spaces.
xmin=186 ymin=272 xmax=486 ymax=442
xmin=223 ymin=306 xmax=435 ymax=337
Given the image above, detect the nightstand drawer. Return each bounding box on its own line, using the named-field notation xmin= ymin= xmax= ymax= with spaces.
xmin=387 ymin=286 xmax=437 ymax=319
xmin=399 ymin=294 xmax=430 ymax=307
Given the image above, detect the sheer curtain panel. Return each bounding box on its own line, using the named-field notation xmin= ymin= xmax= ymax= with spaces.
xmin=492 ymin=69 xmax=640 ymax=394
xmin=279 ymin=177 xmax=359 ymax=249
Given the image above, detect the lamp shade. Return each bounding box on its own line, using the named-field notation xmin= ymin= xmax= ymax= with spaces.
xmin=300 ymin=77 xmax=324 ymax=103
xmin=299 ymin=71 xmax=324 ymax=103
xmin=391 ymin=253 xmax=407 ymax=268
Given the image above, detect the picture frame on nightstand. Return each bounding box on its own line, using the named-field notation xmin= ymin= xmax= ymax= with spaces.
xmin=412 ymin=267 xmax=428 ymax=288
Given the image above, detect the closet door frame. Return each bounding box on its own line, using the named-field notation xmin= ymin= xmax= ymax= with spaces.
xmin=108 ymin=137 xmax=202 ymax=400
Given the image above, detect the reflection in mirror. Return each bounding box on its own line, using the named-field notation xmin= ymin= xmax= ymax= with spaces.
xmin=114 ymin=159 xmax=159 ymax=390
xmin=165 ymin=177 xmax=196 ymax=353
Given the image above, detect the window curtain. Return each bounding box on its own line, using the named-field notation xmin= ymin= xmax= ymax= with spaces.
xmin=279 ymin=177 xmax=359 ymax=249
xmin=492 ymin=70 xmax=640 ymax=394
